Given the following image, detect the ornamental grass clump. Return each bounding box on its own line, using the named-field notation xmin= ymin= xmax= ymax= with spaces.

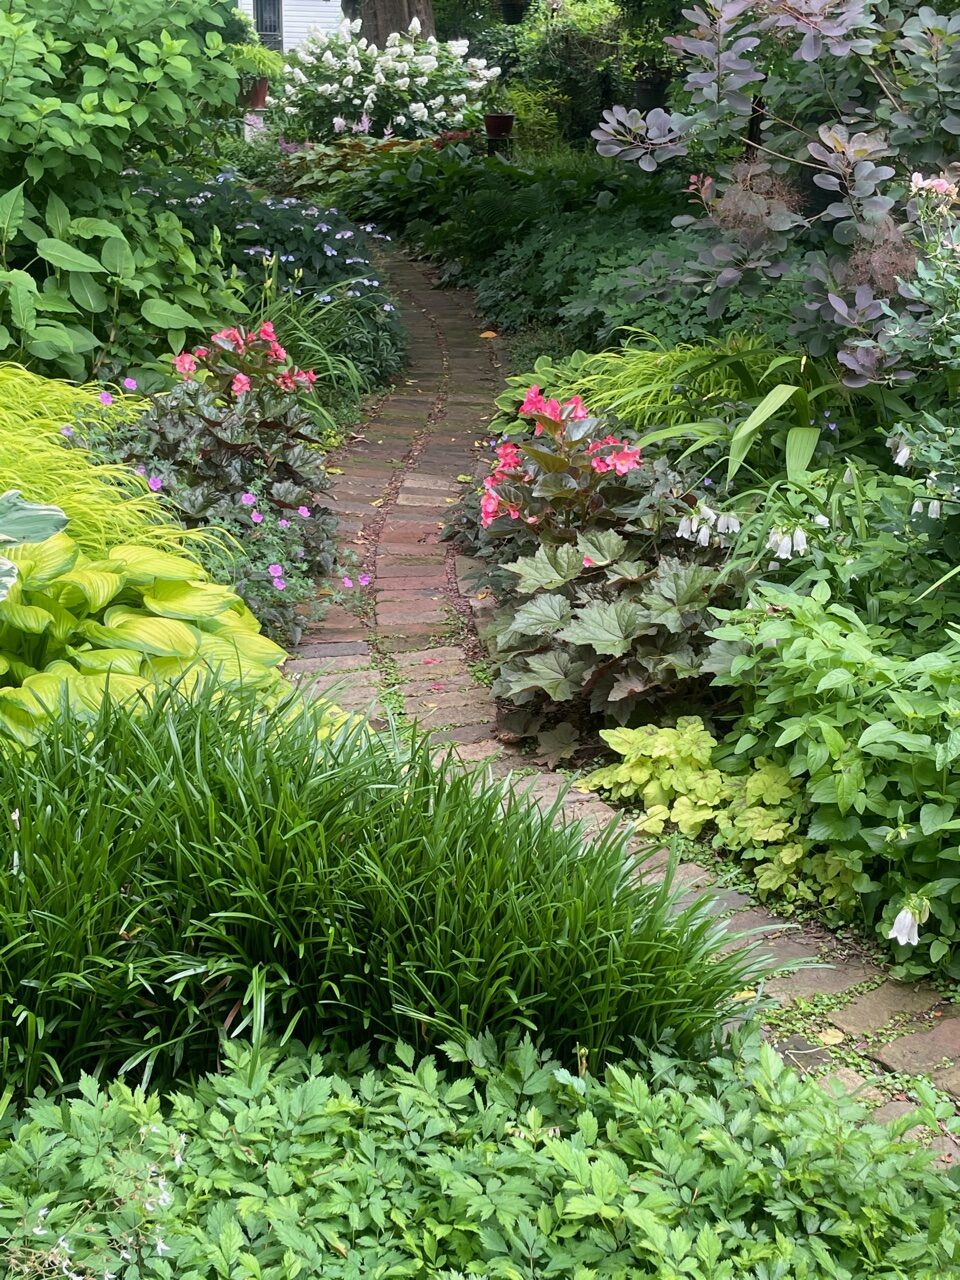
xmin=0 ymin=684 xmax=768 ymax=1095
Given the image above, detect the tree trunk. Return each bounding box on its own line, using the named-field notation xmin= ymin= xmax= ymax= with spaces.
xmin=359 ymin=0 xmax=435 ymax=45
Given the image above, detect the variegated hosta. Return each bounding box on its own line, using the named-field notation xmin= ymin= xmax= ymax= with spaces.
xmin=0 ymin=489 xmax=67 ymax=603
xmin=0 ymin=533 xmax=286 ymax=744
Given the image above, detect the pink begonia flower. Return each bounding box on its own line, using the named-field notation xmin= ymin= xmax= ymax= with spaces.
xmin=429 ymin=683 xmax=445 ymax=692
xmin=251 ymin=511 xmax=264 ymax=524
xmin=240 ymin=492 xmax=257 ymax=505
xmin=268 ymin=342 xmax=288 ymax=363
xmin=342 ymin=576 xmax=354 ymax=588
xmin=259 ymin=321 xmax=277 ymax=342
xmin=297 ymin=505 xmax=311 ymax=517
xmin=583 ymin=556 xmax=594 ymax=567
xmin=99 ymin=391 xmax=113 ymax=405
xmin=194 ymin=346 xmax=209 ymax=358
xmin=173 ymin=353 xmax=197 ymax=376
xmin=591 ymin=457 xmax=611 ymax=473
xmin=123 ymin=377 xmax=138 ymax=390
xmin=232 ymin=373 xmax=252 ymax=396
xmin=544 ymin=399 xmax=562 ymax=422
xmin=147 ymin=475 xmax=163 ymax=491
xmin=273 ymin=578 xmax=287 ymax=590
xmin=520 ymin=385 xmax=547 ymax=415
xmin=278 ymin=518 xmax=290 ymax=528
xmin=268 ymin=564 xmax=284 ymax=577
xmin=608 ymin=447 xmax=642 ymax=475
xmin=565 ymin=395 xmax=589 ymax=420
xmin=480 ymin=491 xmax=500 ymax=528
xmin=358 ymin=573 xmax=372 ymax=586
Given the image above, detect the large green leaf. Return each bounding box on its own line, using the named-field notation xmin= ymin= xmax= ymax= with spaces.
xmin=507 ymin=593 xmax=573 ymax=638
xmin=504 ymin=544 xmax=582 ymax=594
xmin=4 ymin=531 xmax=78 ymax=587
xmin=503 ymin=651 xmax=580 ymax=701
xmin=727 ymin=384 xmax=806 ymax=481
xmin=0 ymin=556 xmax=16 ymax=603
xmin=100 ymin=237 xmax=136 ymax=279
xmin=141 ymin=298 xmax=198 ymax=329
xmin=56 ymin=567 xmax=125 ymax=612
xmin=0 ymin=184 xmax=25 ymax=244
xmin=0 ymin=490 xmax=67 ymax=547
xmin=785 ymin=426 xmax=820 ymax=481
xmin=142 ymin=578 xmax=240 ymax=620
xmin=577 ymin=530 xmax=626 ymax=567
xmin=68 ymin=272 xmax=109 ymax=314
xmin=36 ymin=238 xmax=105 ymax=273
xmin=80 ymin=607 xmax=200 ymax=657
xmin=558 ymin=601 xmax=647 ymax=657
xmin=106 ymin=544 xmax=200 ymax=583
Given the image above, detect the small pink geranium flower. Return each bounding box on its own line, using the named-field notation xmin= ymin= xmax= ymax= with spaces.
xmin=60 ymin=425 xmax=73 ymax=437
xmin=273 ymin=577 xmax=287 ymax=590
xmin=123 ymin=377 xmax=138 ymax=391
xmin=251 ymin=511 xmax=264 ymax=524
xmin=358 ymin=573 xmax=371 ymax=586
xmin=232 ymin=373 xmax=252 ymax=396
xmin=278 ymin=518 xmax=290 ymax=528
xmin=342 ymin=576 xmax=354 ymax=588
xmin=99 ymin=391 xmax=113 ymax=405
xmin=240 ymin=492 xmax=257 ymax=506
xmin=147 ymin=475 xmax=163 ymax=491
xmin=297 ymin=505 xmax=311 ymax=517
xmin=267 ymin=564 xmax=284 ymax=577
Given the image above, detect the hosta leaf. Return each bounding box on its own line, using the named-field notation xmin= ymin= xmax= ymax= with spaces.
xmin=56 ymin=568 xmax=125 ymax=612
xmin=81 ymin=607 xmax=200 ymax=657
xmin=0 ymin=490 xmax=67 ymax=546
xmin=0 ymin=555 xmax=16 ymax=603
xmin=0 ymin=599 xmax=54 ymax=634
xmin=68 ymin=646 xmax=144 ymax=676
xmin=142 ymin=579 xmax=241 ymax=620
xmin=106 ymin=544 xmax=201 ymax=583
xmin=558 ymin=601 xmax=647 ymax=657
xmin=197 ymin=630 xmax=286 ymax=673
xmin=3 ymin=531 xmax=78 ymax=587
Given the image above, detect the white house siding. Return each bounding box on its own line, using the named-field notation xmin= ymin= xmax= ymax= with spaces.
xmin=237 ymin=0 xmax=345 ymax=52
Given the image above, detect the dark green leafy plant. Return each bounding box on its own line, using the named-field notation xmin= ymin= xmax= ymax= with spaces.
xmin=0 ymin=684 xmax=767 ymax=1095
xmin=2 ymin=1036 xmax=958 ymax=1277
xmin=0 ymin=0 xmax=246 ymax=376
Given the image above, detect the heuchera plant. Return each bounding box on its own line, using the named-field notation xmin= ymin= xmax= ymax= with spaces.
xmin=593 ymin=1 xmax=960 ymax=385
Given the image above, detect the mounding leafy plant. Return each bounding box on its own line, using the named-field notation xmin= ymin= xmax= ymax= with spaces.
xmin=82 ymin=325 xmax=338 ymax=643
xmin=2 ymin=1036 xmax=958 ymax=1277
xmin=0 ymin=685 xmax=768 ymax=1094
xmin=0 ymin=535 xmax=285 ymax=744
xmin=0 ymin=0 xmax=245 ymax=376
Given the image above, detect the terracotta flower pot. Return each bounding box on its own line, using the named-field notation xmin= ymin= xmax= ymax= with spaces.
xmin=241 ymin=76 xmax=270 ymax=110
xmin=484 ymin=112 xmax=515 ymax=139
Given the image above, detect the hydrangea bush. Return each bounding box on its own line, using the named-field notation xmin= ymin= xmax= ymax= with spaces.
xmin=281 ymin=18 xmax=499 ymax=140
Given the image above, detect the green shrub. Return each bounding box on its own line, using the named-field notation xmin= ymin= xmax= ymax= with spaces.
xmin=0 ymin=534 xmax=286 ymax=744
xmin=0 ymin=686 xmax=766 ymax=1094
xmin=2 ymin=1036 xmax=958 ymax=1277
xmin=0 ymin=0 xmax=245 ymax=376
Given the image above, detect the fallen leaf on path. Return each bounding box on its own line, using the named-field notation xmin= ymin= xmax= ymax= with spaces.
xmin=480 ymin=330 xmax=497 ymax=338
xmin=816 ymin=1028 xmax=845 ymax=1046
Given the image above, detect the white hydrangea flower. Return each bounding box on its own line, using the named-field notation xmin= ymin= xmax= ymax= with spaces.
xmin=449 ymin=40 xmax=469 ymax=56
xmin=408 ymin=15 xmax=422 ymax=34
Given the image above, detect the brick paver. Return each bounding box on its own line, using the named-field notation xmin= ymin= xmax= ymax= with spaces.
xmin=289 ymin=252 xmax=958 ymax=1120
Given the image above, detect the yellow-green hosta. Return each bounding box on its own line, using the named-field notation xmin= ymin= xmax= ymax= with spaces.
xmin=0 ymin=534 xmax=287 ymax=743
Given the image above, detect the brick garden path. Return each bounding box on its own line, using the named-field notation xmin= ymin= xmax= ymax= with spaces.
xmin=287 ymin=254 xmax=959 ymax=1151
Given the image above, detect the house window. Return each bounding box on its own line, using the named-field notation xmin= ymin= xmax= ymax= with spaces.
xmin=253 ymin=0 xmax=282 ymax=50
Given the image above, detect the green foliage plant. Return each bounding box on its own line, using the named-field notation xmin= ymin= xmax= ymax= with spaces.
xmin=0 ymin=491 xmax=67 ymax=602
xmin=708 ymin=579 xmax=960 ymax=979
xmin=475 ymin=391 xmax=727 ymax=719
xmin=0 ymin=534 xmax=285 ymax=744
xmin=0 ymin=0 xmax=245 ymax=375
xmin=0 ymin=685 xmax=768 ymax=1094
xmin=583 ymin=715 xmax=803 ymax=852
xmin=1 ymin=1036 xmax=957 ymax=1277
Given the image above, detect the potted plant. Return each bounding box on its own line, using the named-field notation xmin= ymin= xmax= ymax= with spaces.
xmin=482 ymin=86 xmax=514 ymax=139
xmin=229 ymin=42 xmax=285 ymax=111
